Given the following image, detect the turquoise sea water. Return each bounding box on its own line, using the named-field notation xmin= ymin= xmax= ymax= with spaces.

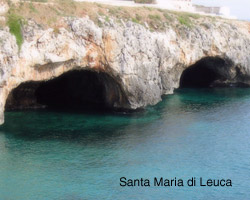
xmin=0 ymin=88 xmax=250 ymax=200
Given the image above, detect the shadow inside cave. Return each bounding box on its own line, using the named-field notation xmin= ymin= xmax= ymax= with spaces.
xmin=180 ymin=56 xmax=232 ymax=88
xmin=5 ymin=70 xmax=128 ymax=112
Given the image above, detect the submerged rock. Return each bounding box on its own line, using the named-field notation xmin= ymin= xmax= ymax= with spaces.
xmin=0 ymin=17 xmax=250 ymax=124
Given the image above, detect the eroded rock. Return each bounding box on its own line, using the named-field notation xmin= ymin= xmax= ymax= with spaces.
xmin=0 ymin=17 xmax=250 ymax=124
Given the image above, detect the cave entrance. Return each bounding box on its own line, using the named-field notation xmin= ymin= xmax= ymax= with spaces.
xmin=5 ymin=70 xmax=127 ymax=112
xmin=180 ymin=57 xmax=231 ymax=88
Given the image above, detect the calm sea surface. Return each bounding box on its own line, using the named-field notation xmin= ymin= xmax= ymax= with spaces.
xmin=0 ymin=88 xmax=250 ymax=200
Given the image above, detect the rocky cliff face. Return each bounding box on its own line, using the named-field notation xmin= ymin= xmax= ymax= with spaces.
xmin=1 ymin=16 xmax=250 ymax=124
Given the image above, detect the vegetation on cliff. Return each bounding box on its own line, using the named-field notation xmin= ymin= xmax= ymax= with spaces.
xmin=134 ymin=0 xmax=156 ymax=4
xmin=6 ymin=13 xmax=24 ymax=50
xmin=0 ymin=0 xmax=236 ymax=50
xmin=2 ymin=0 xmax=223 ymax=31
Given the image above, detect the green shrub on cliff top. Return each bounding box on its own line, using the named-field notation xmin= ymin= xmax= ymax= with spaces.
xmin=7 ymin=13 xmax=24 ymax=51
xmin=134 ymin=0 xmax=156 ymax=4
xmin=176 ymin=12 xmax=201 ymax=28
xmin=178 ymin=15 xmax=192 ymax=28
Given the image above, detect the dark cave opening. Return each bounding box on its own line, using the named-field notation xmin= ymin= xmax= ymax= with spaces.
xmin=5 ymin=70 xmax=128 ymax=111
xmin=180 ymin=57 xmax=229 ymax=88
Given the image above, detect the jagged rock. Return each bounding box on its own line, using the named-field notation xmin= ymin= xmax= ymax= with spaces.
xmin=0 ymin=17 xmax=250 ymax=124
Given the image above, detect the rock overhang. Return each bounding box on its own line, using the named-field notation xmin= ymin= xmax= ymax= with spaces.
xmin=0 ymin=17 xmax=250 ymax=125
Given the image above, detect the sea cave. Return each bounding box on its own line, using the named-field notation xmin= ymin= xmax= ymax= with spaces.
xmin=5 ymin=70 xmax=128 ymax=112
xmin=180 ymin=57 xmax=232 ymax=88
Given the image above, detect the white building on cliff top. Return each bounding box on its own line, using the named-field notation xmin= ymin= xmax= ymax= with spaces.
xmin=157 ymin=0 xmax=194 ymax=12
xmin=78 ymin=0 xmax=195 ymax=12
xmin=9 ymin=0 xmax=234 ymax=19
xmin=78 ymin=0 xmax=234 ymax=18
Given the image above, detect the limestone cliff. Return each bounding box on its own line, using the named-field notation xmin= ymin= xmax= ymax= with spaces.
xmin=1 ymin=16 xmax=250 ymax=125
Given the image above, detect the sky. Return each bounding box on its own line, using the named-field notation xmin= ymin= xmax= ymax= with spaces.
xmin=192 ymin=0 xmax=250 ymax=20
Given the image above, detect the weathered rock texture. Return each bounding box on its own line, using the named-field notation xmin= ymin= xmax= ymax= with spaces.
xmin=1 ymin=17 xmax=250 ymax=124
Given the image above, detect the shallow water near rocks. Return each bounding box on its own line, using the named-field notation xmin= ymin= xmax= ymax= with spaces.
xmin=0 ymin=88 xmax=250 ymax=199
